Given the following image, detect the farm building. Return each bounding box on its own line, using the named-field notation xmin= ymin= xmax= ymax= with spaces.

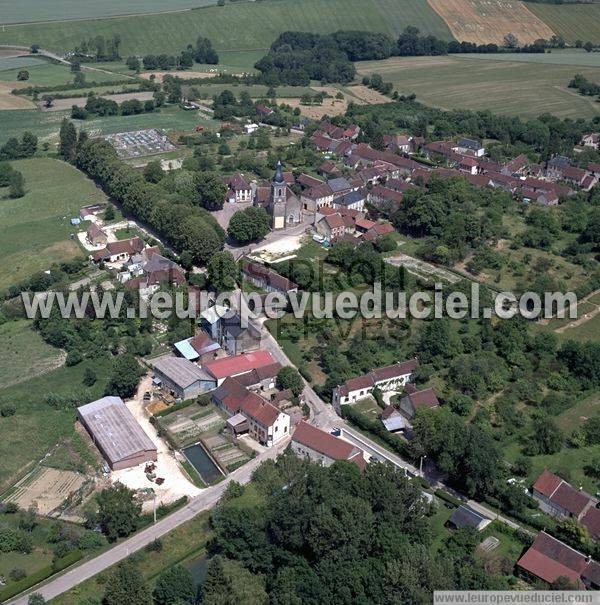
xmin=291 ymin=421 xmax=366 ymax=470
xmin=78 ymin=396 xmax=157 ymax=470
xmin=152 ymin=355 xmax=216 ymax=400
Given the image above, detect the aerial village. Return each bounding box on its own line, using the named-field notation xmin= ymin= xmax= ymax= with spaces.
xmin=35 ymin=113 xmax=599 ymax=593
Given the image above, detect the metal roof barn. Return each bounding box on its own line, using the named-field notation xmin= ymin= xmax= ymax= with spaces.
xmin=78 ymin=396 xmax=157 ymax=470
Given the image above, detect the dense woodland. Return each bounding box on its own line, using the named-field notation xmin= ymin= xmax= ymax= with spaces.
xmin=206 ymin=454 xmax=513 ymax=604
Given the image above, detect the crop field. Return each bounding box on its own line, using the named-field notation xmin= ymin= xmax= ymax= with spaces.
xmin=428 ymin=0 xmax=555 ymax=45
xmin=0 ymin=320 xmax=65 ymax=390
xmin=0 ymin=55 xmax=47 ymax=71
xmin=0 ymin=0 xmax=216 ymax=24
xmin=0 ymin=0 xmax=453 ymax=56
xmin=528 ymin=2 xmax=600 ymax=44
xmin=356 ymin=55 xmax=600 ymax=119
xmin=458 ymin=49 xmax=600 ymax=68
xmin=0 ymin=158 xmax=103 ymax=290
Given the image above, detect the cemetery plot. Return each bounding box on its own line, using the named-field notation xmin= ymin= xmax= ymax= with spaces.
xmin=102 ymin=128 xmax=177 ymax=158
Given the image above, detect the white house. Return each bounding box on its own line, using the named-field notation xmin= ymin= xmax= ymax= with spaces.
xmin=332 ymin=359 xmax=418 ymax=412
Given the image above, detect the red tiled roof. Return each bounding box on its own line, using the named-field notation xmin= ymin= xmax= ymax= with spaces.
xmin=552 ymin=483 xmax=591 ymax=517
xmin=533 ymin=470 xmax=563 ymax=498
xmin=368 ymin=222 xmax=395 ymax=236
xmin=517 ymin=532 xmax=590 ymax=585
xmin=305 ymin=183 xmax=333 ymax=200
xmin=324 ymin=214 xmax=345 ymax=229
xmin=409 ymin=388 xmax=439 ymax=409
xmin=243 ymin=261 xmax=297 ymax=293
xmin=373 ymin=359 xmax=418 ymax=381
xmin=371 ymin=185 xmax=404 ymax=204
xmin=226 ymin=173 xmax=250 ymax=191
xmin=87 ymin=223 xmax=106 ymax=238
xmin=293 ymin=421 xmax=361 ymax=462
xmin=204 ymin=350 xmax=276 ymax=380
xmin=582 ymin=506 xmax=600 ymax=539
xmin=190 ymin=332 xmax=219 ymax=356
xmin=213 ymin=377 xmax=249 ymax=414
xmin=355 ymin=218 xmax=376 ymax=230
xmin=297 ymin=173 xmax=324 ymax=188
xmin=240 ymin=391 xmax=281 ymax=427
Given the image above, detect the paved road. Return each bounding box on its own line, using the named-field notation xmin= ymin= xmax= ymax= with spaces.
xmin=262 ymin=327 xmax=532 ymax=533
xmin=8 ymin=441 xmax=287 ymax=605
xmin=10 ymin=284 xmax=529 ymax=603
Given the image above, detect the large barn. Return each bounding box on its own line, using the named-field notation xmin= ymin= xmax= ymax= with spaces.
xmin=78 ymin=396 xmax=157 ymax=470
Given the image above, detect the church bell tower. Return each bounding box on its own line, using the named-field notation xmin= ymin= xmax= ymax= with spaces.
xmin=270 ymin=160 xmax=286 ymax=229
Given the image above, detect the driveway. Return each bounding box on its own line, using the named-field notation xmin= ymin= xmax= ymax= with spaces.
xmin=113 ymin=376 xmax=203 ymax=508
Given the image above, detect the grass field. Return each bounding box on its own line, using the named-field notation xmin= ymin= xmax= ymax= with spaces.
xmin=0 ymin=320 xmax=65 ymax=390
xmin=0 ymin=106 xmax=218 ymax=146
xmin=0 ymin=0 xmax=453 ymax=56
xmin=428 ymin=0 xmax=554 ymax=45
xmin=0 ymin=158 xmax=103 ymax=291
xmin=0 ymin=58 xmax=123 ymax=87
xmin=0 ymin=356 xmax=112 ymax=492
xmin=356 ymin=55 xmax=600 ymax=119
xmin=529 ymin=2 xmax=600 ymax=44
xmin=0 ymin=0 xmax=217 ymax=24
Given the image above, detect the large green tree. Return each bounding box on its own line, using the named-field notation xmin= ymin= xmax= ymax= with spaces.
xmin=103 ymin=562 xmax=151 ymax=605
xmin=95 ymin=483 xmax=141 ymax=541
xmin=227 ymin=207 xmax=271 ymax=245
xmin=106 ymin=354 xmax=143 ymax=399
xmin=194 ymin=172 xmax=227 ymax=211
xmin=153 ymin=564 xmax=196 ymax=605
xmin=276 ymin=366 xmax=303 ymax=397
xmin=207 ymin=251 xmax=239 ymax=292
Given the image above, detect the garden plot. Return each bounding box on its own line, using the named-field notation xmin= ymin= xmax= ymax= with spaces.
xmin=102 ymin=128 xmax=177 ymax=158
xmin=385 ymin=253 xmax=461 ymax=284
xmin=161 ymin=405 xmax=226 ymax=447
xmin=203 ymin=435 xmax=249 ymax=471
xmin=5 ymin=466 xmax=88 ymax=517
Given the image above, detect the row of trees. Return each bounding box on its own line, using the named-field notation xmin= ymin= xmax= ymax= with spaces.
xmin=59 ymin=122 xmax=226 ymax=265
xmin=126 ymin=36 xmax=219 ymax=72
xmin=71 ymin=93 xmax=159 ymax=120
xmin=0 ymin=131 xmax=38 ymax=161
xmin=71 ymin=35 xmax=121 ymax=62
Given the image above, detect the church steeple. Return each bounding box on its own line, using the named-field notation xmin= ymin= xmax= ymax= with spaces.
xmin=273 ymin=160 xmax=284 ymax=184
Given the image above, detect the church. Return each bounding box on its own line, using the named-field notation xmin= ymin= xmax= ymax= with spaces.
xmin=268 ymin=161 xmax=302 ymax=229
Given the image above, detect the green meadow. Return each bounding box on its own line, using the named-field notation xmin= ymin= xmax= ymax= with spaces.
xmin=0 ymin=158 xmax=101 ymax=290
xmin=0 ymin=0 xmax=453 ymax=56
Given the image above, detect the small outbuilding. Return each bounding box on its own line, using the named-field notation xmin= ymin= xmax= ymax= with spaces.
xmin=78 ymin=396 xmax=157 ymax=470
xmin=448 ymin=505 xmax=491 ymax=532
